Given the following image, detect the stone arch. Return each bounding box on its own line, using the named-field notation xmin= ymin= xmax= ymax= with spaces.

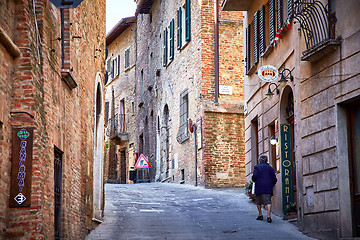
xmin=93 ymin=73 xmax=104 ymax=220
xmin=279 ymin=85 xmax=297 ymax=209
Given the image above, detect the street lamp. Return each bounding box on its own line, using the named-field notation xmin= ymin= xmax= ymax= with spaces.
xmin=278 ymin=68 xmax=294 ymax=87
xmin=270 ymin=136 xmax=278 ymax=145
xmin=265 ymin=83 xmax=280 ymax=100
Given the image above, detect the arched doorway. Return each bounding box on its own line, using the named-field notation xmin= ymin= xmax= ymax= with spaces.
xmin=93 ymin=74 xmax=104 ymax=220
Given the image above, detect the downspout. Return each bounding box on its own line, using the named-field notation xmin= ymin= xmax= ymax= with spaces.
xmin=214 ymin=0 xmax=219 ymax=104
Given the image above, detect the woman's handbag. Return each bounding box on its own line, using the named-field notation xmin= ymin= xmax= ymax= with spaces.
xmin=251 ymin=182 xmax=256 ymax=195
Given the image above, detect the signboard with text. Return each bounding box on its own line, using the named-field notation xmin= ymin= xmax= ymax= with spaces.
xmin=280 ymin=124 xmax=294 ymax=213
xmin=10 ymin=128 xmax=33 ymax=207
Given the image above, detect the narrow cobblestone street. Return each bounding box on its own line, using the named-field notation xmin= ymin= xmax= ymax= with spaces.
xmin=86 ymin=183 xmax=315 ymax=240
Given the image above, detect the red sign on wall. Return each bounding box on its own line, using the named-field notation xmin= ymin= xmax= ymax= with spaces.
xmin=10 ymin=128 xmax=33 ymax=207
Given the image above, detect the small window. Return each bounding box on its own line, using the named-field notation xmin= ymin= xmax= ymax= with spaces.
xmin=169 ymin=19 xmax=175 ymax=61
xmin=125 ymin=48 xmax=130 ymax=69
xmin=163 ymin=28 xmax=168 ymax=66
xmin=176 ymin=89 xmax=189 ymax=144
xmin=180 ymin=91 xmax=188 ymax=130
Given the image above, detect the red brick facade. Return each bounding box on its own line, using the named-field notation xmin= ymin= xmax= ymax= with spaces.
xmin=0 ymin=0 xmax=105 ymax=239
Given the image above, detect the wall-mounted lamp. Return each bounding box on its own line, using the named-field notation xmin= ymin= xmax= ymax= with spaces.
xmin=265 ymin=83 xmax=280 ymax=100
xmin=270 ymin=136 xmax=278 ymax=145
xmin=278 ymin=68 xmax=294 ymax=87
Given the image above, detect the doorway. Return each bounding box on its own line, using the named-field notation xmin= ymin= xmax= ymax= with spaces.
xmin=120 ymin=150 xmax=127 ymax=184
xmin=347 ymin=102 xmax=360 ymax=236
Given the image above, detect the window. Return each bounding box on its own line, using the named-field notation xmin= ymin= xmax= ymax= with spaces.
xmin=185 ymin=0 xmax=191 ymax=41
xmin=107 ymin=55 xmax=120 ymax=80
xmin=176 ymin=89 xmax=189 ymax=144
xmin=113 ymin=55 xmax=120 ymax=77
xmin=163 ymin=28 xmax=168 ymax=66
xmin=245 ymin=0 xmax=295 ymax=75
xmin=177 ymin=0 xmax=191 ymax=50
xmin=125 ymin=48 xmax=130 ymax=69
xmin=177 ymin=7 xmax=182 ymax=49
xmin=169 ymin=19 xmax=175 ymax=61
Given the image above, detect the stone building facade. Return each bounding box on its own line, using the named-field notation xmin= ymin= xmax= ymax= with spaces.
xmin=0 ymin=0 xmax=105 ymax=239
xmin=222 ymin=0 xmax=360 ymax=238
xmin=134 ymin=0 xmax=245 ymax=187
xmin=105 ymin=17 xmax=138 ymax=184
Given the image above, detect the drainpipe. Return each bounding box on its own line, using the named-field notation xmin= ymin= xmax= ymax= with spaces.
xmin=214 ymin=0 xmax=219 ymax=104
xmin=193 ymin=123 xmax=198 ymax=186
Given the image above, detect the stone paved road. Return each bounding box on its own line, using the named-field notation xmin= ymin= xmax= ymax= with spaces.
xmin=86 ymin=183 xmax=315 ymax=240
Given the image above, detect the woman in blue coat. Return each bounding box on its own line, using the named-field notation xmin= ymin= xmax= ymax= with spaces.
xmin=252 ymin=155 xmax=277 ymax=223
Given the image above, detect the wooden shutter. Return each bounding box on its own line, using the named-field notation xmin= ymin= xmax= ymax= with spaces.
xmin=111 ymin=59 xmax=114 ymax=79
xmin=125 ymin=49 xmax=130 ymax=69
xmin=169 ymin=19 xmax=174 ymax=60
xmin=163 ymin=28 xmax=168 ymax=66
xmin=253 ymin=11 xmax=259 ymax=65
xmin=117 ymin=55 xmax=120 ymax=76
xmin=246 ymin=24 xmax=251 ymax=74
xmin=185 ymin=0 xmax=191 ymax=42
xmin=287 ymin=0 xmax=294 ymax=18
xmin=277 ymin=0 xmax=283 ymax=31
xmin=177 ymin=7 xmax=182 ymax=50
xmin=106 ymin=59 xmax=111 ymax=73
xmin=269 ymin=0 xmax=275 ymax=42
xmin=259 ymin=5 xmax=266 ymax=55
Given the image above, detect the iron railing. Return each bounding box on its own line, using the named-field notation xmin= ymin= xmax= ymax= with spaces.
xmin=106 ymin=113 xmax=126 ymax=138
xmin=293 ymin=0 xmax=336 ymax=55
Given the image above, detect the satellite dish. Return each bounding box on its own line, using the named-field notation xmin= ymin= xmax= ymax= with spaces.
xmin=49 ymin=0 xmax=84 ymax=9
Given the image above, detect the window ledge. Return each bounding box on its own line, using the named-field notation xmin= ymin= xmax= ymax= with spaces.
xmin=61 ymin=69 xmax=78 ymax=89
xmin=246 ymin=64 xmax=257 ymax=76
xmin=301 ymin=38 xmax=341 ymax=63
xmin=260 ymin=44 xmax=274 ymax=58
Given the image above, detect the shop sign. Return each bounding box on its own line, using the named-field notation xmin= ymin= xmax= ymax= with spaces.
xmin=10 ymin=128 xmax=33 ymax=207
xmin=280 ymin=124 xmax=294 ymax=213
xmin=258 ymin=65 xmax=279 ymax=82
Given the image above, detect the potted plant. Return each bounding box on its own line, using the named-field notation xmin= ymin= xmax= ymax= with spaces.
xmin=284 ymin=202 xmax=297 ymax=219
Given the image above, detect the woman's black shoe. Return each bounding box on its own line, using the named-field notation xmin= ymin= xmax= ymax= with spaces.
xmin=256 ymin=215 xmax=263 ymax=220
xmin=267 ymin=217 xmax=272 ymax=223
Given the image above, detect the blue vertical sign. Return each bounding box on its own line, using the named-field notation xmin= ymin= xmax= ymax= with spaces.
xmin=280 ymin=124 xmax=294 ymax=213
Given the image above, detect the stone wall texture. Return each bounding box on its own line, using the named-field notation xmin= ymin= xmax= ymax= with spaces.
xmin=240 ymin=0 xmax=360 ymax=239
xmin=134 ymin=0 xmax=245 ymax=187
xmin=0 ymin=0 xmax=105 ymax=239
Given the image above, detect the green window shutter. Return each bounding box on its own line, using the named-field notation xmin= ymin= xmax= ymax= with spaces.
xmin=170 ymin=19 xmax=174 ymax=60
xmin=269 ymin=0 xmax=275 ymax=43
xmin=177 ymin=7 xmax=182 ymax=50
xmin=185 ymin=0 xmax=191 ymax=42
xmin=163 ymin=29 xmax=168 ymax=66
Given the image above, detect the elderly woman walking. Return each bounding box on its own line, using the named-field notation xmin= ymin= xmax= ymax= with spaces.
xmin=252 ymin=155 xmax=277 ymax=223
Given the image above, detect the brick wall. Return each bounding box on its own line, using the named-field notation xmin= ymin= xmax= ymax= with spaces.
xmin=0 ymin=0 xmax=105 ymax=239
xmin=203 ymin=112 xmax=245 ymax=188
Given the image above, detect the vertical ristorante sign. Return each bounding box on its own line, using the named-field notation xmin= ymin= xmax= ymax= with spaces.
xmin=280 ymin=124 xmax=294 ymax=213
xmin=10 ymin=128 xmax=33 ymax=207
